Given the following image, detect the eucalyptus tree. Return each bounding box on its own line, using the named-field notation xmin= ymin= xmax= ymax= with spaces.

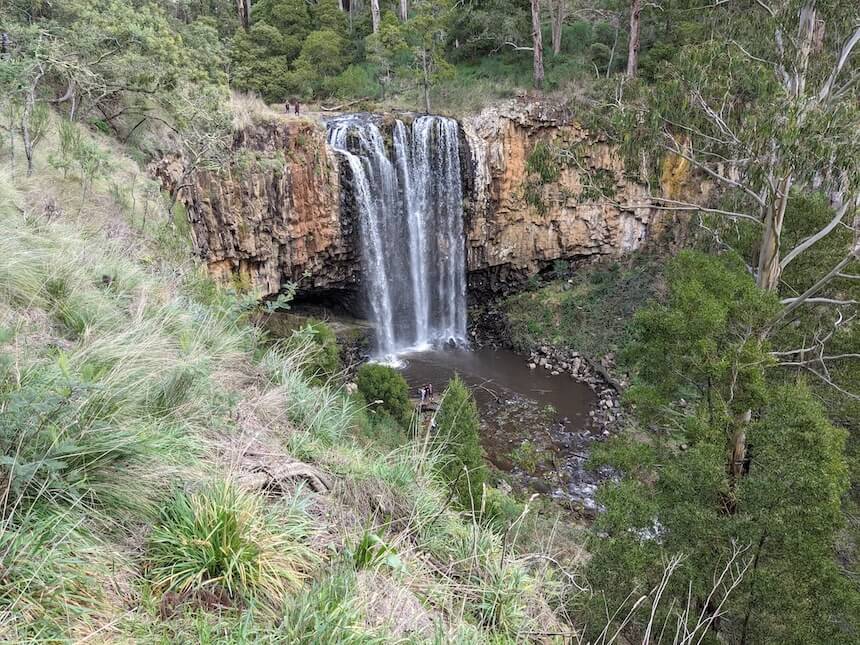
xmin=550 ymin=0 xmax=566 ymax=55
xmin=587 ymin=251 xmax=856 ymax=645
xmin=594 ymin=0 xmax=860 ymax=401
xmin=615 ymin=0 xmax=860 ymax=291
xmin=530 ymin=0 xmax=544 ymax=89
xmin=625 ymin=0 xmax=640 ymax=76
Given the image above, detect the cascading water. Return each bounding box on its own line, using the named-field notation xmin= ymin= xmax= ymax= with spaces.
xmin=327 ymin=115 xmax=467 ymax=361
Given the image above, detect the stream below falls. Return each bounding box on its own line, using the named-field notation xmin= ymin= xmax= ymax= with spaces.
xmin=399 ymin=347 xmax=614 ymax=514
xmin=321 ymin=113 xmax=614 ymax=514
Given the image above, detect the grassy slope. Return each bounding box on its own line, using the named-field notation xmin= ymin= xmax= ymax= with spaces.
xmin=503 ymin=255 xmax=665 ymax=363
xmin=0 ymin=112 xmax=580 ymax=642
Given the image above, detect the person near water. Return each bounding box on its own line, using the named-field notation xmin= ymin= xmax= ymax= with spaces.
xmin=293 ymin=99 xmax=300 ymax=115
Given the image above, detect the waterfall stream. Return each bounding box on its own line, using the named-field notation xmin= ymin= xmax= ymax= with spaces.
xmin=327 ymin=115 xmax=467 ymax=361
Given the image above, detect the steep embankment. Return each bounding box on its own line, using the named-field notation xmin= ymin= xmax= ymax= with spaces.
xmin=160 ymin=99 xmax=700 ymax=304
xmin=1 ymin=115 xmax=577 ymax=641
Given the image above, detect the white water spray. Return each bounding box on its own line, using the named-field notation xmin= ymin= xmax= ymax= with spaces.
xmin=327 ymin=115 xmax=467 ymax=361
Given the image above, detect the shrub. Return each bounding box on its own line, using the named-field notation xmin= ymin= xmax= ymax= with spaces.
xmin=355 ymin=363 xmax=412 ymax=426
xmin=327 ymin=64 xmax=380 ymax=99
xmin=526 ymin=142 xmax=561 ymax=184
xmin=431 ymin=375 xmax=486 ymax=511
xmin=482 ymin=486 xmax=524 ymax=531
xmin=146 ymin=481 xmax=317 ymax=611
xmin=589 ymin=43 xmax=613 ymax=75
xmin=562 ymin=20 xmax=593 ymax=55
xmin=287 ymin=320 xmax=340 ymax=382
xmin=351 ymin=393 xmax=408 ymax=452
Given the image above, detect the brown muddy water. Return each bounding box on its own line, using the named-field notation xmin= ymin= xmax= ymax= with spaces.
xmin=399 ymin=347 xmax=613 ymax=513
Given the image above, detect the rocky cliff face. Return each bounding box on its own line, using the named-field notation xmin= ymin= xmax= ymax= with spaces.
xmin=154 ymin=117 xmax=358 ymax=300
xmin=159 ymin=102 xmax=694 ymax=303
xmin=462 ymin=100 xmax=672 ymax=295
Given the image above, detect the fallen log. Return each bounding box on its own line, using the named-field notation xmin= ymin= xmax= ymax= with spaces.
xmin=320 ymin=97 xmax=370 ymax=112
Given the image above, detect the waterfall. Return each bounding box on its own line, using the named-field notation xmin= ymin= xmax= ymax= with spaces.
xmin=327 ymin=115 xmax=467 ymax=361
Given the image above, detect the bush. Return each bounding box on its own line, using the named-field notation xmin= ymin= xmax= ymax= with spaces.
xmin=589 ymin=43 xmax=612 ymax=74
xmin=287 ymin=320 xmax=340 ymax=383
xmin=432 ymin=375 xmax=486 ymax=511
xmin=355 ymin=363 xmax=412 ymax=426
xmin=351 ymin=392 xmax=408 ymax=452
xmin=146 ymin=481 xmax=317 ymax=611
xmin=326 ymin=64 xmax=380 ymax=99
xmin=562 ymin=20 xmax=593 ymax=55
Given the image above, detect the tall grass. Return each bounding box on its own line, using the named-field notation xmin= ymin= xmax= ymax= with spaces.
xmin=146 ymin=480 xmax=318 ymax=611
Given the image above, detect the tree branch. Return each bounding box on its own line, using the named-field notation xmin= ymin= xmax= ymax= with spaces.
xmin=779 ymin=297 xmax=858 ymax=306
xmin=780 ymin=197 xmax=856 ymax=270
xmin=503 ymin=41 xmax=534 ymax=51
xmin=661 ymin=135 xmax=766 ymax=208
xmin=818 ymin=24 xmax=860 ymax=103
xmin=772 ymin=252 xmax=858 ymax=325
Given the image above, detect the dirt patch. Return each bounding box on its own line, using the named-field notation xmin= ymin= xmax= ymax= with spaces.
xmin=355 ymin=570 xmax=440 ymax=640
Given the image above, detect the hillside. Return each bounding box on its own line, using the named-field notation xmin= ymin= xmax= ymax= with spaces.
xmin=0 ymin=117 xmax=582 ymax=641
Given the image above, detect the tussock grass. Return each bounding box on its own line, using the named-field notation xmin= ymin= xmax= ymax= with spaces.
xmin=230 ymin=91 xmax=279 ymax=131
xmin=146 ymin=480 xmax=318 ymax=611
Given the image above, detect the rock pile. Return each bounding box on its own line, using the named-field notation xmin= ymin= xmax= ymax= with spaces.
xmin=526 ymin=345 xmax=625 ymax=433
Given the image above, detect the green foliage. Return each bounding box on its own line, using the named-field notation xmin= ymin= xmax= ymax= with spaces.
xmin=146 ymin=481 xmax=317 ymax=610
xmin=232 ymin=0 xmax=352 ymax=100
xmin=579 ymin=168 xmax=617 ymax=201
xmin=0 ymin=363 xmax=155 ymax=513
xmin=278 ymin=569 xmax=387 ymax=644
xmin=481 ymin=486 xmax=525 ymax=531
xmin=351 ymin=531 xmax=404 ymax=572
xmin=587 ymin=250 xmax=858 ymax=643
xmin=507 ymin=440 xmax=548 ymax=473
xmin=431 ymin=375 xmax=486 ymax=511
xmin=590 ymin=385 xmax=855 ymax=644
xmin=504 ymin=254 xmax=663 ymax=359
xmin=350 ymin=392 xmax=408 ymax=452
xmin=328 ymin=64 xmax=381 ymax=99
xmin=355 ymin=363 xmax=412 ymax=426
xmin=0 ymin=507 xmax=109 ymax=639
xmin=286 ymin=320 xmax=341 ymax=383
xmin=623 ymin=251 xmax=780 ymax=423
xmin=526 ymin=142 xmax=561 ymax=184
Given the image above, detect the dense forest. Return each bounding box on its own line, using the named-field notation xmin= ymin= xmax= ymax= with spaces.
xmin=1 ymin=0 xmax=860 ymax=642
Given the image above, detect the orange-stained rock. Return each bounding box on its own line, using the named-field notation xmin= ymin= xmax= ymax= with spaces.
xmin=153 ymin=117 xmax=357 ymax=298
xmin=462 ymin=99 xmax=686 ymax=292
xmin=155 ymin=102 xmax=703 ymax=300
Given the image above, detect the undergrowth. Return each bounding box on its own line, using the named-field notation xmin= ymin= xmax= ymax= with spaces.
xmin=503 ymin=253 xmax=665 ymax=361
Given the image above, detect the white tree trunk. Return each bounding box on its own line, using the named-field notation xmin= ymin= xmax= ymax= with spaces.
xmin=399 ymin=0 xmax=408 ymax=21
xmin=371 ymin=0 xmax=381 ymax=33
xmin=531 ymin=0 xmax=544 ymax=90
xmin=551 ymin=0 xmax=565 ymax=55
xmin=421 ymin=49 xmax=431 ymax=113
xmin=626 ymin=0 xmax=641 ymax=77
